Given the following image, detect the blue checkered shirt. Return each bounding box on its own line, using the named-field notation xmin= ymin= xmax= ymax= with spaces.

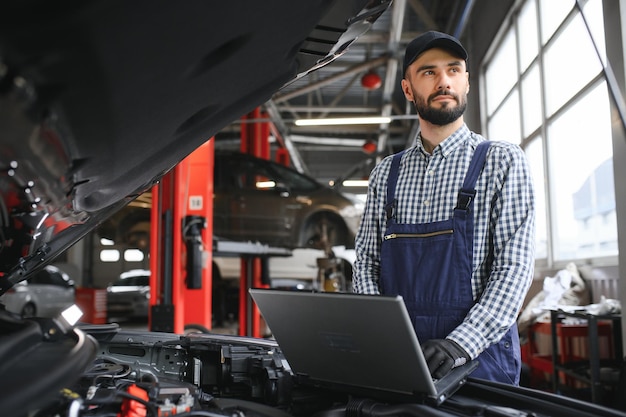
xmin=353 ymin=124 xmax=535 ymax=359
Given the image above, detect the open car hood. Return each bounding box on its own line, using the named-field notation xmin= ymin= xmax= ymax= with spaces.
xmin=0 ymin=0 xmax=390 ymax=293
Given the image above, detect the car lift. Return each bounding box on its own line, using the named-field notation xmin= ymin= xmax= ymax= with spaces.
xmin=148 ymin=108 xmax=347 ymax=336
xmin=148 ymin=140 xmax=215 ymax=334
xmin=148 ymin=109 xmax=291 ymax=337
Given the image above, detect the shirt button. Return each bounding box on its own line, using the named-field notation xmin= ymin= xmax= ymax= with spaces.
xmin=428 ymin=169 xmax=434 ymax=176
xmin=423 ymin=200 xmax=430 ymax=206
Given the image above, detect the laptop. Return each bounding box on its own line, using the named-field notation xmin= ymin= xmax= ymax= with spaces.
xmin=249 ymin=288 xmax=478 ymax=406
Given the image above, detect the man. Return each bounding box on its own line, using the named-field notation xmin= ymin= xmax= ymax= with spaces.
xmin=352 ymin=31 xmax=535 ymax=385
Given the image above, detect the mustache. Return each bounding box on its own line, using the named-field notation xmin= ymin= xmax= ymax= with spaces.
xmin=429 ymin=89 xmax=459 ymax=102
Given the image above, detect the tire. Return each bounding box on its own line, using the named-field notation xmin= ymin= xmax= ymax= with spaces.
xmin=303 ymin=213 xmax=348 ymax=250
xmin=21 ymin=303 xmax=36 ymax=318
xmin=184 ymin=324 xmax=211 ymax=334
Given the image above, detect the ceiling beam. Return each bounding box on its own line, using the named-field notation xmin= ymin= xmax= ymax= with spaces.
xmin=376 ymin=0 xmax=407 ymax=158
xmin=272 ymin=55 xmax=390 ymax=103
xmin=274 ymin=105 xmax=380 ymax=113
xmin=407 ymin=0 xmax=439 ymax=31
xmin=264 ymin=100 xmax=310 ymax=174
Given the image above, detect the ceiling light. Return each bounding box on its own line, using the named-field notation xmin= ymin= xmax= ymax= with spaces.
xmin=294 ymin=116 xmax=392 ymax=126
xmin=342 ymin=180 xmax=369 ymax=187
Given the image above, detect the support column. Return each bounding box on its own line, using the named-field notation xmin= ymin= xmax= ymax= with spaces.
xmin=149 ymin=140 xmax=214 ymax=334
xmin=238 ymin=108 xmax=271 ymax=337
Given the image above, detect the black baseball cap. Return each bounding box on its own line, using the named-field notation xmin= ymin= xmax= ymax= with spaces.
xmin=402 ymin=31 xmax=468 ymax=77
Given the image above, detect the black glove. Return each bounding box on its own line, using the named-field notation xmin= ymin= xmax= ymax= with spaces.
xmin=422 ymin=339 xmax=471 ymax=379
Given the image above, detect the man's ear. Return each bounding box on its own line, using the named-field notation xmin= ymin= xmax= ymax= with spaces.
xmin=401 ymin=78 xmax=414 ymax=101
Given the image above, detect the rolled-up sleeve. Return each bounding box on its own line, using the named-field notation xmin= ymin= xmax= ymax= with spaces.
xmin=449 ymin=143 xmax=535 ymax=359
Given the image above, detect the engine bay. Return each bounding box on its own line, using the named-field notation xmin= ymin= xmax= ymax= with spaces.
xmin=27 ymin=322 xmax=359 ymax=417
xmin=84 ymin=330 xmax=307 ymax=416
xmin=2 ymin=312 xmax=624 ymax=417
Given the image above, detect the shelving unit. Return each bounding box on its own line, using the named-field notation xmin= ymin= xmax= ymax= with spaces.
xmin=549 ymin=309 xmax=623 ymax=405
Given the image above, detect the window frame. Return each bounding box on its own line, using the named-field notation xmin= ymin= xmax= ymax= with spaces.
xmin=478 ymin=0 xmax=618 ymax=270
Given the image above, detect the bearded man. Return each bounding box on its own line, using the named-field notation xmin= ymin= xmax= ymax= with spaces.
xmin=353 ymin=31 xmax=536 ymax=385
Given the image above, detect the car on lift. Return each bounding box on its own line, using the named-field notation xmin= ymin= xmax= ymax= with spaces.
xmin=96 ymin=149 xmax=363 ymax=255
xmin=2 ymin=2 xmax=625 ymax=417
xmin=213 ymin=150 xmax=363 ymax=250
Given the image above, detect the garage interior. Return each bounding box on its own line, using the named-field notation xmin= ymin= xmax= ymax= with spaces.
xmin=31 ymin=0 xmax=626 ymax=409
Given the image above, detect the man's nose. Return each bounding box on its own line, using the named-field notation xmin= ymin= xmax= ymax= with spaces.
xmin=436 ymin=72 xmax=452 ymax=90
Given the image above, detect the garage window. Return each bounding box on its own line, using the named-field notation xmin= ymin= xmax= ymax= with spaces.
xmin=480 ymin=0 xmax=616 ymax=266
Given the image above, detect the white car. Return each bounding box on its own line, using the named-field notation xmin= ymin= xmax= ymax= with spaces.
xmin=106 ymin=269 xmax=151 ymax=320
xmin=0 ymin=265 xmax=75 ymax=318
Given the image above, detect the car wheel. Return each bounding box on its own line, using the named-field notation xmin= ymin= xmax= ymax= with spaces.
xmin=184 ymin=324 xmax=211 ymax=334
xmin=21 ymin=303 xmax=36 ymax=318
xmin=303 ymin=213 xmax=348 ymax=250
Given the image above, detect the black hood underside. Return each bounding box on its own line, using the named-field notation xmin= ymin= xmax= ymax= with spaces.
xmin=0 ymin=0 xmax=389 ymax=292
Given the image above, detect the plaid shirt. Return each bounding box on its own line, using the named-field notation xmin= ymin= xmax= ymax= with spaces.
xmin=353 ymin=124 xmax=535 ymax=359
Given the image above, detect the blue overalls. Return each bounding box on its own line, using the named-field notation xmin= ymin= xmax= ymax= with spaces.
xmin=379 ymin=141 xmax=520 ymax=384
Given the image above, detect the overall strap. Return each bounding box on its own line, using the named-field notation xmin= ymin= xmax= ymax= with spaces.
xmin=385 ymin=150 xmax=406 ymax=220
xmin=455 ymin=141 xmax=491 ymax=210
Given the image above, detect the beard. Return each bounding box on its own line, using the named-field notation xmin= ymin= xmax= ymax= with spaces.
xmin=414 ymin=89 xmax=467 ymax=126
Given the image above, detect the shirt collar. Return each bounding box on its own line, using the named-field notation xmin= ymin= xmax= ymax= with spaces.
xmin=417 ymin=124 xmax=471 ymax=158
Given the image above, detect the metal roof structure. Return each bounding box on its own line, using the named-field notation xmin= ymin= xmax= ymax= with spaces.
xmin=215 ymin=0 xmax=475 ymax=188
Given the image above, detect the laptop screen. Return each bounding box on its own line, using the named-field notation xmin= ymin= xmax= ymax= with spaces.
xmin=249 ymin=289 xmax=439 ymax=399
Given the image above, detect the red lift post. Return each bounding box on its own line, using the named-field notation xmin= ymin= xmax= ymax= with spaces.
xmin=238 ymin=108 xmax=271 ymax=338
xmin=149 ymin=140 xmax=215 ymax=334
xmin=149 ymin=108 xmax=286 ymax=337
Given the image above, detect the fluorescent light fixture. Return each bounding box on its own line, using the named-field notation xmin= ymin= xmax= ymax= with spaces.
xmin=256 ymin=180 xmax=276 ymax=189
xmin=342 ymin=180 xmax=369 ymax=187
xmin=294 ymin=116 xmax=392 ymax=126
